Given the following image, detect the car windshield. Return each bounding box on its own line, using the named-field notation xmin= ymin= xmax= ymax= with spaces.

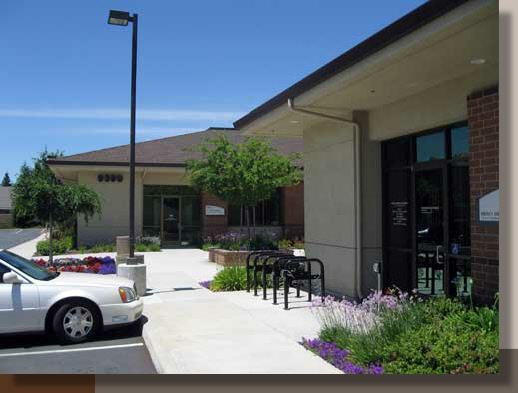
xmin=0 ymin=250 xmax=58 ymax=281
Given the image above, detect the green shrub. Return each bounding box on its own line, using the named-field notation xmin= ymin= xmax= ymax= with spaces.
xmin=277 ymin=239 xmax=293 ymax=249
xmin=381 ymin=311 xmax=499 ymax=374
xmin=318 ymin=295 xmax=499 ymax=374
xmin=210 ymin=266 xmax=272 ymax=292
xmin=146 ymin=244 xmax=161 ymax=252
xmin=210 ymin=266 xmax=247 ymax=291
xmin=293 ymin=241 xmax=304 ymax=249
xmin=135 ymin=243 xmax=161 ymax=252
xmin=36 ymin=236 xmax=74 ymax=256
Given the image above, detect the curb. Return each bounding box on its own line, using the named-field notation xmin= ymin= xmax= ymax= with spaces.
xmin=141 ymin=321 xmax=164 ymax=374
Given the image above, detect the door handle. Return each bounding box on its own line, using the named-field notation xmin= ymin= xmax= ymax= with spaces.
xmin=436 ymin=245 xmax=443 ymax=264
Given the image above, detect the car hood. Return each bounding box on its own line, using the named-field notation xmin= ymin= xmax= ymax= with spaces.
xmin=41 ymin=272 xmax=134 ymax=288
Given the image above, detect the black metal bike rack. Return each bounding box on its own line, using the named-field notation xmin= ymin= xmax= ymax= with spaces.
xmin=246 ymin=251 xmax=284 ymax=294
xmin=270 ymin=255 xmax=307 ymax=304
xmin=245 ymin=252 xmax=326 ymax=311
xmin=281 ymin=258 xmax=325 ymax=310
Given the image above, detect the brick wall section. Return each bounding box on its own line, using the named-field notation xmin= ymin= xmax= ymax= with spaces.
xmin=468 ymin=86 xmax=499 ymax=305
xmin=201 ymin=191 xmax=228 ymax=239
xmin=282 ymin=183 xmax=304 ymax=239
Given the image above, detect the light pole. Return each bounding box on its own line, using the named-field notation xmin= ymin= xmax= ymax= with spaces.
xmin=108 ymin=10 xmax=138 ymax=258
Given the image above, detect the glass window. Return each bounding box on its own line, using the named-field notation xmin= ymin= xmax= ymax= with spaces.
xmin=181 ymin=197 xmax=201 ymax=227
xmin=416 ymin=131 xmax=445 ymax=162
xmin=143 ymin=185 xmax=198 ymax=196
xmin=228 ymin=205 xmax=242 ymax=226
xmin=0 ymin=250 xmax=57 ymax=281
xmin=143 ymin=196 xmax=161 ymax=237
xmin=451 ymin=125 xmax=469 ymax=159
xmin=228 ymin=189 xmax=282 ymax=226
xmin=384 ymin=138 xmax=410 ymax=168
xmin=449 ymin=165 xmax=470 ymax=256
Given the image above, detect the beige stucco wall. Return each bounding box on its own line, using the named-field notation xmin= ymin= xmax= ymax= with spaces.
xmin=77 ymin=171 xmax=143 ymax=246
xmin=76 ymin=169 xmax=193 ymax=245
xmin=355 ymin=111 xmax=383 ymax=295
xmin=303 ymin=121 xmax=358 ymax=296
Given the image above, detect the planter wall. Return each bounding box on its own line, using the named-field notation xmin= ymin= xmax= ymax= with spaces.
xmin=208 ymin=248 xmax=305 ymax=266
xmin=209 ymin=249 xmax=249 ymax=267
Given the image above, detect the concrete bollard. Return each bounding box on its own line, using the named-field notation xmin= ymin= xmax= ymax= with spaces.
xmin=115 ymin=236 xmax=147 ymax=296
xmin=117 ymin=263 xmax=147 ymax=296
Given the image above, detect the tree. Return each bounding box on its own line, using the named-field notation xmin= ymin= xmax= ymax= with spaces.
xmin=1 ymin=172 xmax=11 ymax=186
xmin=12 ymin=150 xmax=102 ymax=262
xmin=187 ymin=135 xmax=302 ymax=239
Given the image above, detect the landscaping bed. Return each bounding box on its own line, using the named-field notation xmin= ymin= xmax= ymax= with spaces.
xmin=200 ymin=266 xmax=272 ymax=292
xmin=35 ymin=236 xmax=161 ymax=256
xmin=33 ymin=256 xmax=116 ymax=274
xmin=303 ymin=288 xmax=499 ymax=374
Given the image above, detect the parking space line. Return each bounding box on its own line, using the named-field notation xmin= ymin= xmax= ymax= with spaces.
xmin=14 ymin=229 xmax=23 ymax=234
xmin=0 ymin=342 xmax=144 ymax=357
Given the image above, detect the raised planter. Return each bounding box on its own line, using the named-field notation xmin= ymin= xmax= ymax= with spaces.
xmin=209 ymin=249 xmax=249 ymax=266
xmin=279 ymin=248 xmax=305 ymax=257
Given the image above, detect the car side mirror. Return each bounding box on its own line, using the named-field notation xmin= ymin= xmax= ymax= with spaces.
xmin=3 ymin=272 xmax=24 ymax=284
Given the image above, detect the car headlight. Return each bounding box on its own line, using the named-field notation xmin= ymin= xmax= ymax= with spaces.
xmin=119 ymin=286 xmax=137 ymax=303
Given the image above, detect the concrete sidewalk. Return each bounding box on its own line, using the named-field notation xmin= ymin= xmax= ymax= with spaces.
xmin=6 ymin=240 xmax=339 ymax=374
xmin=7 ymin=232 xmax=46 ymax=258
xmin=140 ymin=248 xmax=339 ymax=374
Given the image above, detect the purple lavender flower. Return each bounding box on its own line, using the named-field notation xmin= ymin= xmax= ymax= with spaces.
xmin=99 ymin=262 xmax=116 ymax=275
xmin=199 ymin=280 xmax=212 ymax=289
xmin=300 ymin=337 xmax=383 ymax=374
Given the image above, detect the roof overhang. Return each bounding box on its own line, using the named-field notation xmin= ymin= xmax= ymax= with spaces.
xmin=48 ymin=161 xmax=187 ymax=182
xmin=236 ymin=0 xmax=498 ymax=137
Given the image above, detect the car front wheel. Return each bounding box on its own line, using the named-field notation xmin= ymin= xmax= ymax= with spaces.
xmin=52 ymin=300 xmax=100 ymax=344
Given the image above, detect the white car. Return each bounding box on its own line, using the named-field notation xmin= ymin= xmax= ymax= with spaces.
xmin=0 ymin=249 xmax=144 ymax=344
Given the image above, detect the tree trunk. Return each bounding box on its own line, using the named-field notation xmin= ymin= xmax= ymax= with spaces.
xmin=246 ymin=207 xmax=251 ymax=241
xmin=252 ymin=205 xmax=256 ymax=238
xmin=49 ymin=213 xmax=54 ymax=265
xmin=240 ymin=205 xmax=243 ymax=235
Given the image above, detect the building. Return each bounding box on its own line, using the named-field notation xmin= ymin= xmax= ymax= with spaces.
xmin=235 ymin=0 xmax=499 ymax=303
xmin=0 ymin=187 xmax=13 ymax=227
xmin=48 ymin=128 xmax=304 ymax=246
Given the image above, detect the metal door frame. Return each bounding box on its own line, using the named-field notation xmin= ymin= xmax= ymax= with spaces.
xmin=161 ymin=195 xmax=182 ymax=244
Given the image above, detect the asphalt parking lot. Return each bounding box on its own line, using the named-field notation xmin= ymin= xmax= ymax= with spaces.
xmin=0 ymin=319 xmax=156 ymax=374
xmin=0 ymin=228 xmax=43 ymax=249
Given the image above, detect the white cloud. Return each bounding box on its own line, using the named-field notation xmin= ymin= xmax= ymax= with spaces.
xmin=0 ymin=108 xmax=243 ymax=122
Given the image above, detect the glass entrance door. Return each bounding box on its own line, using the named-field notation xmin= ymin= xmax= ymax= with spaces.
xmin=382 ymin=123 xmax=471 ymax=298
xmin=162 ymin=197 xmax=180 ymax=243
xmin=415 ymin=167 xmax=446 ymax=295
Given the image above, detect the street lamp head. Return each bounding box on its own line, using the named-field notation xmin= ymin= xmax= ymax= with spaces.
xmin=108 ymin=10 xmax=131 ymax=26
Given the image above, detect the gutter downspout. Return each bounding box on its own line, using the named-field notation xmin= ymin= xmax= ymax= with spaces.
xmin=287 ymin=98 xmax=363 ymax=299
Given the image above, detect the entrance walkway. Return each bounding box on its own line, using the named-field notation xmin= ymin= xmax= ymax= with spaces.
xmin=140 ymin=248 xmax=339 ymax=374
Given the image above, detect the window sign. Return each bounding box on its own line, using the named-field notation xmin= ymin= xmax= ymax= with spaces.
xmin=391 ymin=201 xmax=408 ymax=226
xmin=479 ymin=190 xmax=499 ymax=223
xmin=205 ymin=205 xmax=225 ymax=216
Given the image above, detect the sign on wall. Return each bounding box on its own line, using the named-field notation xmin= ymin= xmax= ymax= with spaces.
xmin=205 ymin=205 xmax=225 ymax=216
xmin=479 ymin=189 xmax=499 ymax=223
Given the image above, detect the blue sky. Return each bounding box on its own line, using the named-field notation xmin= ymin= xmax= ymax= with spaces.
xmin=1 ymin=0 xmax=426 ymax=180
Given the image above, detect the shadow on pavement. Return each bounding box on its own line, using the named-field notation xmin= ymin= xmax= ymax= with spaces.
xmin=0 ymin=317 xmax=147 ymax=350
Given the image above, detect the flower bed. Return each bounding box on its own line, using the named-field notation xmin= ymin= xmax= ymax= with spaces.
xmin=303 ymin=288 xmax=499 ymax=374
xmin=300 ymin=338 xmax=383 ymax=374
xmin=203 ymin=232 xmax=279 ymax=266
xmin=33 ymin=256 xmax=116 ymax=275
